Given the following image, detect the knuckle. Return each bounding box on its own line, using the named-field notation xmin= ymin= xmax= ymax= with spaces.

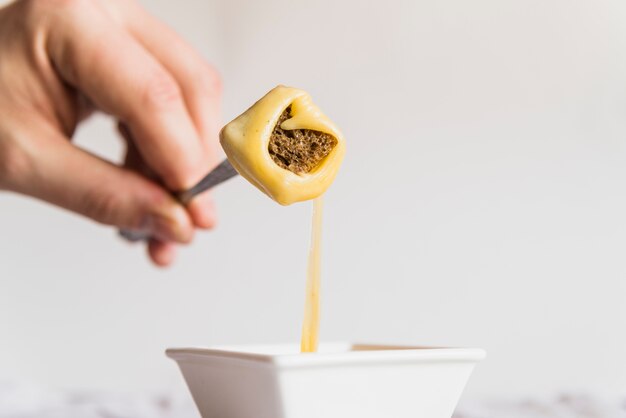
xmin=141 ymin=69 xmax=183 ymax=111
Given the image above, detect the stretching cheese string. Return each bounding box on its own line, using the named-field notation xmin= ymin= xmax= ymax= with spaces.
xmin=300 ymin=196 xmax=324 ymax=353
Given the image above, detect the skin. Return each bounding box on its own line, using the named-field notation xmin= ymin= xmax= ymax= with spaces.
xmin=0 ymin=0 xmax=222 ymax=267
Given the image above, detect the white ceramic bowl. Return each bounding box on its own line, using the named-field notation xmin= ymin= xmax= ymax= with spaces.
xmin=166 ymin=343 xmax=485 ymax=418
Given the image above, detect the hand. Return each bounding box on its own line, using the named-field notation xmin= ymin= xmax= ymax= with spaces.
xmin=0 ymin=0 xmax=222 ymax=266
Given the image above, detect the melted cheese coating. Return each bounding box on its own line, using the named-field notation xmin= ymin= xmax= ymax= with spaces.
xmin=220 ymin=86 xmax=346 ymax=205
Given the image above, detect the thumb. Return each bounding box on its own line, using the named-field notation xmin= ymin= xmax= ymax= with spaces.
xmin=15 ymin=128 xmax=194 ymax=244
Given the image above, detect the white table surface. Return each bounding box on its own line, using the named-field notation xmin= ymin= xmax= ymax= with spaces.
xmin=1 ymin=381 xmax=625 ymax=418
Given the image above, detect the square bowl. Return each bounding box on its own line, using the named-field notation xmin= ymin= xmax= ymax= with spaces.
xmin=166 ymin=343 xmax=485 ymax=418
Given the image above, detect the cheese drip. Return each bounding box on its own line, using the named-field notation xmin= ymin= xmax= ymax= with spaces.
xmin=301 ymin=196 xmax=323 ymax=353
xmin=219 ymin=86 xmax=345 ymax=353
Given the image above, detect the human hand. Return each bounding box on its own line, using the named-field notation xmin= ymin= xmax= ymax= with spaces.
xmin=0 ymin=0 xmax=222 ymax=266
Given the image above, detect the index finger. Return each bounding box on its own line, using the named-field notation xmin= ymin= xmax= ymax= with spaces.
xmin=44 ymin=1 xmax=209 ymax=191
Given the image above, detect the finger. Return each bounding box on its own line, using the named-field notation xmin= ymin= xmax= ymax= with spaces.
xmin=119 ymin=122 xmax=202 ymax=238
xmin=112 ymin=1 xmax=221 ymax=228
xmin=148 ymin=239 xmax=177 ymax=267
xmin=192 ymin=195 xmax=217 ymax=229
xmin=119 ymin=121 xmax=216 ymax=229
xmin=16 ymin=122 xmax=194 ymax=245
xmin=110 ymin=0 xmax=223 ymax=147
xmin=118 ymin=122 xmax=196 ymax=263
xmin=44 ymin=1 xmax=207 ymax=192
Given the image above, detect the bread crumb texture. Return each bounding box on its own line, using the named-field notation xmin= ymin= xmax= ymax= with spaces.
xmin=268 ymin=106 xmax=338 ymax=174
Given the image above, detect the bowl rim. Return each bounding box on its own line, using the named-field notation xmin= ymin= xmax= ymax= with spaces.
xmin=166 ymin=342 xmax=486 ymax=369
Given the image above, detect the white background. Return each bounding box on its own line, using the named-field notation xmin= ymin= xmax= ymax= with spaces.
xmin=1 ymin=0 xmax=626 ymax=401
